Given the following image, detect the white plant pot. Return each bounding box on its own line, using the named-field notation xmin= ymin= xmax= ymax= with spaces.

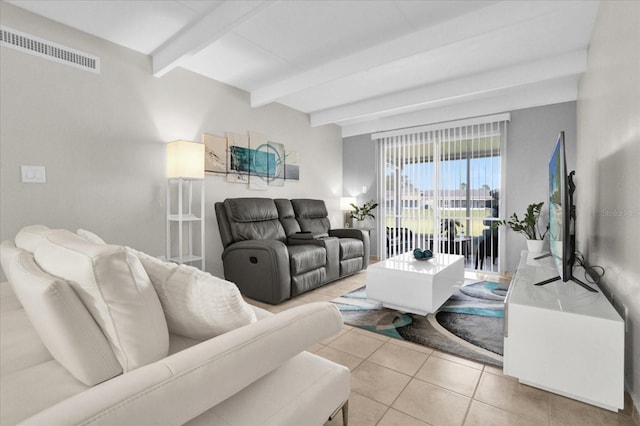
xmin=526 ymin=239 xmax=544 ymax=253
xmin=354 ymin=219 xmax=366 ymax=229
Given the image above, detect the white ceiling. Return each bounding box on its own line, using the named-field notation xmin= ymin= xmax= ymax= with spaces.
xmin=8 ymin=0 xmax=600 ymax=137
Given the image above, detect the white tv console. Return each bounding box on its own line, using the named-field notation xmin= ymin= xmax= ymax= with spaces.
xmin=503 ymin=251 xmax=624 ymax=411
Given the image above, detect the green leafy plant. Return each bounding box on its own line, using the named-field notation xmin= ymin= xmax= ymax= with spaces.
xmin=493 ymin=201 xmax=549 ymax=240
xmin=349 ymin=200 xmax=379 ymax=221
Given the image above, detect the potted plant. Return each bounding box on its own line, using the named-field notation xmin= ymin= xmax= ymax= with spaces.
xmin=494 ymin=201 xmax=549 ymax=253
xmin=349 ymin=200 xmax=379 ymax=228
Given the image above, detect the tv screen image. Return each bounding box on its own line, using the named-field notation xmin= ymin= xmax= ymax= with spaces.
xmin=548 ymin=132 xmax=569 ymax=281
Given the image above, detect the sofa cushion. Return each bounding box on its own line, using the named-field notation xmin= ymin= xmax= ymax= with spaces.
xmin=291 ymin=199 xmax=331 ymax=233
xmin=14 ymin=224 xmax=51 ymax=253
xmin=339 ymin=237 xmax=364 ymax=260
xmin=76 ymin=228 xmax=107 ymax=245
xmin=185 ymin=352 xmax=350 ymax=426
xmin=291 ymin=268 xmax=327 ymax=297
xmin=225 ymin=197 xmax=279 ymax=222
xmin=274 ymin=199 xmax=301 ymax=236
xmin=340 ymin=258 xmax=364 ymax=277
xmin=0 ymin=279 xmax=22 ymax=313
xmin=291 ymin=199 xmax=329 ymax=219
xmin=32 ymin=229 xmax=169 ymax=372
xmin=1 ymin=360 xmax=89 ymax=426
xmin=224 ymin=198 xmax=287 ymax=242
xmin=134 ymin=250 xmax=257 ymax=340
xmin=0 ymin=242 xmax=122 ymax=385
xmin=287 ymin=245 xmax=326 ymax=275
xmin=0 ymin=284 xmax=52 ymax=376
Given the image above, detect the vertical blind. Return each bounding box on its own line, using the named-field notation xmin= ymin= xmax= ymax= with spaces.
xmin=373 ymin=114 xmax=509 ymax=272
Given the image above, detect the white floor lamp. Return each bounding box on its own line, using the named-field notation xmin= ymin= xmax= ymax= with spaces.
xmin=166 ymin=140 xmax=205 ymax=270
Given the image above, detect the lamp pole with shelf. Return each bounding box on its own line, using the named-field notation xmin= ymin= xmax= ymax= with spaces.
xmin=166 ymin=140 xmax=205 ymax=270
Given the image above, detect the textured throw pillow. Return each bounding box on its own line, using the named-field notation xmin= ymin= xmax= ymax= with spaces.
xmin=33 ymin=229 xmax=169 ymax=372
xmin=134 ymin=250 xmax=257 ymax=340
xmin=0 ymin=241 xmax=122 ymax=385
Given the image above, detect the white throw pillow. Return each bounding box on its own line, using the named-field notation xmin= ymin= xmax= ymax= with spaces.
xmin=76 ymin=228 xmax=106 ymax=245
xmin=134 ymin=250 xmax=257 ymax=340
xmin=14 ymin=224 xmax=52 ymax=253
xmin=0 ymin=241 xmax=122 ymax=385
xmin=33 ymin=229 xmax=169 ymax=372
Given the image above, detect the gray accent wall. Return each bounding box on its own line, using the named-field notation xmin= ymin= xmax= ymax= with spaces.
xmin=504 ymin=102 xmax=577 ymax=272
xmin=342 ymin=133 xmax=378 ymax=256
xmin=576 ymin=0 xmax=639 ymax=409
xmin=343 ymin=101 xmax=577 ymax=270
xmin=0 ymin=3 xmax=342 ymax=280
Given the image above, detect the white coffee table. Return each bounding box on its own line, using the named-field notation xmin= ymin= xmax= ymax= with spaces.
xmin=366 ymin=253 xmax=465 ymax=315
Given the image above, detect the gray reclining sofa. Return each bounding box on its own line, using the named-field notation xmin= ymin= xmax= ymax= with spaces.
xmin=215 ymin=198 xmax=370 ymax=304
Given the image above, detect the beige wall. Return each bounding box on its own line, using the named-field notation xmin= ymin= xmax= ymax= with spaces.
xmin=576 ymin=1 xmax=640 ymax=407
xmin=0 ymin=3 xmax=343 ymax=278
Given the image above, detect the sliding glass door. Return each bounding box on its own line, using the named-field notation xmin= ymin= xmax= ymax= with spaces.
xmin=375 ymin=116 xmax=508 ymax=272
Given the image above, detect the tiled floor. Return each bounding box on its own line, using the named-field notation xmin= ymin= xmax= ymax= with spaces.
xmin=246 ymin=269 xmax=637 ymax=426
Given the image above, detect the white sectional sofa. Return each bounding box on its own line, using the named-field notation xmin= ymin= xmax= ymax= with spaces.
xmin=0 ymin=225 xmax=350 ymax=425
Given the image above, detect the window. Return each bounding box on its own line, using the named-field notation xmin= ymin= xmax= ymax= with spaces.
xmin=374 ymin=114 xmax=508 ymax=272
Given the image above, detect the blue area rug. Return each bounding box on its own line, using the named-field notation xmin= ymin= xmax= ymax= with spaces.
xmin=331 ymin=280 xmax=507 ymax=367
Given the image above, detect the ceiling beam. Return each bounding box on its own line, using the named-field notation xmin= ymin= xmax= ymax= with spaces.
xmin=340 ymin=76 xmax=580 ymax=138
xmin=249 ymin=1 xmax=573 ymax=107
xmin=152 ymin=0 xmax=272 ymax=77
xmin=310 ymin=50 xmax=587 ymax=127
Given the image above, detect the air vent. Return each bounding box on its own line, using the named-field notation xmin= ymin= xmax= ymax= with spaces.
xmin=0 ymin=26 xmax=100 ymax=73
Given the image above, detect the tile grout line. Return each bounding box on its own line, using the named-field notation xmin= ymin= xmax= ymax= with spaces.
xmin=461 ymin=365 xmax=486 ymax=425
xmin=377 ymin=351 xmax=429 ymax=426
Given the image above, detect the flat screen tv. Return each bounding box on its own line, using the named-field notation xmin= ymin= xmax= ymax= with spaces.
xmin=535 ymin=131 xmax=597 ymax=292
xmin=549 ymin=131 xmax=570 ymax=280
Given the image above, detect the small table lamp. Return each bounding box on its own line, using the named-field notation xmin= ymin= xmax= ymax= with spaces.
xmin=340 ymin=197 xmax=356 ymax=227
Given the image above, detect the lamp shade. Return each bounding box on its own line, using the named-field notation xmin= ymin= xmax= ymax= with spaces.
xmin=340 ymin=197 xmax=357 ymax=211
xmin=167 ymin=140 xmax=204 ymax=179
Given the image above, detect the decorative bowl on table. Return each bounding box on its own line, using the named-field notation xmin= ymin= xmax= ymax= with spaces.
xmin=413 ymin=248 xmax=433 ymax=260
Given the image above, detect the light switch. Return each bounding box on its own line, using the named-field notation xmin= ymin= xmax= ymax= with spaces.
xmin=21 ymin=165 xmax=46 ymax=183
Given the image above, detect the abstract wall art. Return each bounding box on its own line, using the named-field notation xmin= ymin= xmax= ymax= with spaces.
xmin=285 ymin=150 xmax=300 ymax=181
xmin=248 ymin=132 xmax=269 ymax=190
xmin=203 ymin=133 xmax=227 ymax=174
xmin=226 ymin=132 xmax=250 ymax=184
xmin=204 ymin=131 xmax=299 ymax=190
xmin=265 ymin=141 xmax=285 ymax=187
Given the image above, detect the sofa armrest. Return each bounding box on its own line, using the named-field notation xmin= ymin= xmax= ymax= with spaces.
xmin=329 ymin=228 xmax=366 ymax=240
xmin=288 ymin=231 xmax=329 ymax=241
xmin=21 ymin=302 xmax=343 ymax=426
xmin=221 ymin=239 xmax=291 ymax=304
